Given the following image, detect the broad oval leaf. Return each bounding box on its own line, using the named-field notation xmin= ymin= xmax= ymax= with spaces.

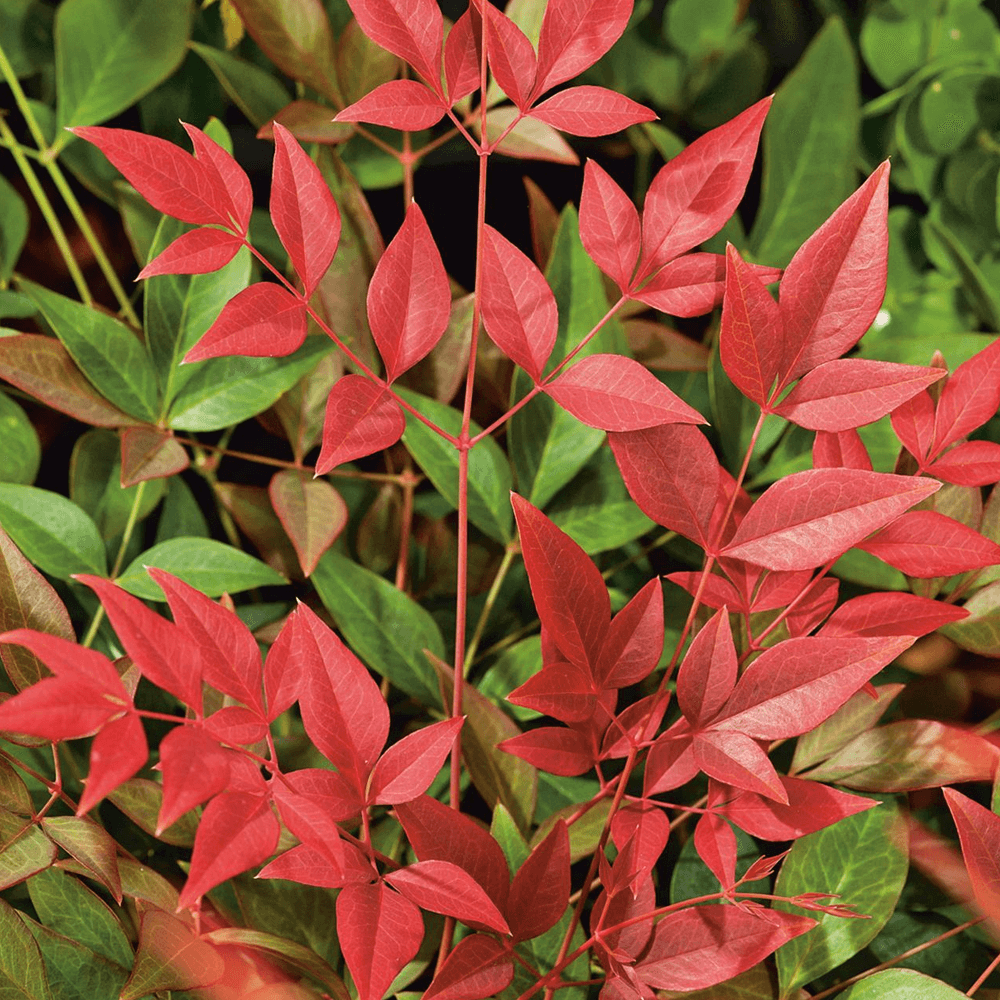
xmin=269 ymin=469 xmax=347 ymax=577
xmin=315 ymin=374 xmax=406 ymax=472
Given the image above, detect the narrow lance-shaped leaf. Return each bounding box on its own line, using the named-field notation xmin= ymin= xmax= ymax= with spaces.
xmin=529 ymin=86 xmax=655 ymax=137
xmin=137 ymin=228 xmax=243 ymax=280
xmin=932 ymin=336 xmax=1000 ymax=456
xmin=943 ymin=788 xmax=1000 ymax=935
xmin=506 ymin=819 xmax=569 ymax=942
xmin=579 ymin=159 xmax=640 ymax=292
xmin=677 ymin=608 xmax=737 ymax=728
xmin=181 ymin=121 xmax=253 ymax=234
xmin=344 ymin=0 xmax=443 ymax=91
xmin=423 ymin=933 xmax=513 ymax=1000
xmin=385 ymin=860 xmax=509 ymax=934
xmin=336 ymin=79 xmax=445 ymax=130
xmin=368 ymin=717 xmax=464 ymax=805
xmin=480 ymin=1 xmax=535 ymax=110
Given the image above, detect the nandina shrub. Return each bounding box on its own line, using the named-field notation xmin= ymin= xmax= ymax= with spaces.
xmin=3 ymin=1 xmax=1000 ymax=999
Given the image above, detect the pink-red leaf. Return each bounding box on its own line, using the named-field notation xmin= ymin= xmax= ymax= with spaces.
xmin=444 ymin=10 xmax=481 ymax=103
xmin=336 ymin=79 xmax=445 ymax=131
xmin=512 ymin=493 xmax=609 ymax=673
xmin=638 ymin=97 xmax=771 ymax=278
xmin=70 ymin=127 xmax=232 ymax=228
xmin=926 ymin=440 xmax=1000 ymax=486
xmin=183 ymin=283 xmax=307 ymax=362
xmin=507 ymin=820 xmax=569 ymax=942
xmin=544 ymin=354 xmax=705 ymax=431
xmin=480 ymin=226 xmax=557 ymax=381
xmin=693 ymin=729 xmax=786 ymax=802
xmin=257 ymin=842 xmax=373 ymax=889
xmin=157 ymin=726 xmax=233 ymax=833
xmin=269 ymin=469 xmax=348 ymax=577
xmin=498 ymin=726 xmax=595 ymax=777
xmin=720 ymin=243 xmax=783 ymax=406
xmin=677 ymin=609 xmax=737 ymax=728
xmin=0 ymin=676 xmax=115 ymax=741
xmin=270 ymin=778 xmax=348 ymax=870
xmin=636 ymin=905 xmax=815 ymax=990
xmin=78 ymin=711 xmax=147 ymax=815
xmin=891 ymin=390 xmax=936 ymax=464
xmin=533 ymin=0 xmax=632 ymax=95
xmin=337 ymin=882 xmax=424 ymax=1000
xmin=932 ymin=337 xmax=1000 ymax=455
xmin=721 ymin=468 xmax=940 ymax=571
xmin=579 ymin=160 xmax=640 ymax=292
xmin=775 ymin=359 xmax=946 ymax=432
xmin=597 ymin=578 xmax=664 ymax=689
xmin=529 ymin=86 xmax=655 ymax=137
xmin=137 ymin=228 xmax=243 ymax=280
xmin=943 ymin=787 xmax=1000 ymax=933
xmin=344 ymin=0 xmax=443 ymax=89
xmin=643 ymin=720 xmax=699 ymax=795
xmin=481 ymin=2 xmax=535 ymax=110
xmin=315 ymin=374 xmax=405 ymax=472
xmin=368 ymin=717 xmax=464 ymax=805
xmin=856 ymin=510 xmax=1000 ymax=577
xmin=369 ymin=202 xmax=451 ymax=382
xmin=181 ymin=122 xmax=253 ymax=235
xmin=779 ymin=162 xmax=890 ymax=386
xmin=271 ymin=122 xmax=342 ymax=297
xmin=386 ymin=860 xmax=509 ymax=934
xmin=178 ymin=791 xmax=279 ymax=908
xmin=0 ymin=628 xmax=121 ymax=692
xmin=424 ymin=934 xmax=513 ymax=1000
xmin=813 ymin=428 xmax=872 ymax=471
xmin=610 ymin=424 xmax=721 ymax=550
xmin=821 ymin=591 xmax=969 ymax=638
xmin=508 ymin=662 xmax=596 ymax=724
xmin=693 ymin=812 xmax=737 ymax=889
xmin=609 ymin=803 xmax=670 ymax=889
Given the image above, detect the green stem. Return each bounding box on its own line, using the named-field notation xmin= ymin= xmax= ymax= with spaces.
xmin=110 ymin=479 xmax=147 ymax=579
xmin=463 ymin=544 xmax=517 ymax=671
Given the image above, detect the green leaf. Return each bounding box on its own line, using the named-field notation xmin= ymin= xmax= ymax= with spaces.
xmin=860 ymin=2 xmax=927 ymax=90
xmin=167 ymin=336 xmax=332 ymax=432
xmin=0 ymin=174 xmax=28 ymax=283
xmin=490 ymin=803 xmax=530 ymax=873
xmin=55 ymin=0 xmax=190 ymax=134
xmin=40 ymin=817 xmax=121 ymax=904
xmin=0 ymin=484 xmax=106 ymax=578
xmin=664 ymin=0 xmax=738 ymax=56
xmin=919 ymin=69 xmax=1000 ymax=156
xmin=0 ymin=390 xmax=40 ymax=485
xmin=0 ymin=809 xmax=55 ymax=889
xmin=925 ymin=218 xmax=1000 ymax=331
xmin=106 ymin=779 xmax=196 ymax=848
xmin=18 ymin=279 xmax=159 ymax=423
xmin=21 ymin=918 xmax=128 ymax=1000
xmin=116 ymin=537 xmax=286 ymax=598
xmin=397 ymin=388 xmax=513 ymax=544
xmin=188 ymin=41 xmax=289 ymax=127
xmin=479 ymin=636 xmax=542 ymax=723
xmin=839 ymin=968 xmax=968 ymax=998
xmin=69 ymin=429 xmax=164 ymax=541
xmin=509 ymin=206 xmax=628 ymax=509
xmin=312 ymin=549 xmax=443 ymax=707
xmin=775 ymin=801 xmax=907 ymax=995
xmin=155 ymin=475 xmax=209 ymax=543
xmin=749 ymin=17 xmax=860 ymax=267
xmin=941 ymin=580 xmax=1000 ymax=655
xmin=0 ymin=896 xmax=53 ymax=1000
xmin=27 ymin=869 xmax=132 ymax=969
xmin=548 ymin=501 xmax=654 ymax=554
xmin=671 ymin=822 xmax=768 ymax=902
xmin=0 ymin=0 xmax=52 ymax=80
xmin=657 ymin=963 xmax=784 ymax=999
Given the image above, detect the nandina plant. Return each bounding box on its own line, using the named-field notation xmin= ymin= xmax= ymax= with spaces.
xmin=3 ymin=1 xmax=1000 ymax=998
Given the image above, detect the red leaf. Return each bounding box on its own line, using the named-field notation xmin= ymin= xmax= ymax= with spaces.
xmin=498 ymin=726 xmax=595 ymax=777
xmin=943 ymin=787 xmax=1000 ymax=934
xmin=507 ymin=820 xmax=569 ymax=942
xmin=821 ymin=591 xmax=968 ymax=639
xmin=856 ymin=510 xmax=1000 ymax=577
xmin=775 ymin=359 xmax=946 ymax=432
xmin=667 ymin=571 xmax=742 ymax=611
xmin=596 ymin=578 xmax=664 ymax=688
xmin=643 ymin=720 xmax=699 ymax=795
xmin=76 ymin=575 xmax=203 ymax=710
xmin=444 ymin=10 xmax=481 ymax=103
xmin=271 ymin=122 xmax=342 ymax=297
xmin=263 ymin=610 xmax=304 ymax=721
xmin=344 ymin=0 xmax=443 ymax=89
xmin=927 ymin=440 xmax=1000 ymax=486
xmin=508 ymin=662 xmax=596 ymax=724
xmin=147 ymin=568 xmax=264 ymax=714
xmin=202 ymin=705 xmax=267 ymax=745
xmin=258 ymin=842 xmax=373 ymax=888
xmin=932 ymin=337 xmax=1000 ymax=455
xmin=529 ymin=86 xmax=655 ymax=137
xmin=714 ymin=634 xmax=912 ymax=740
xmin=609 ymin=803 xmax=670 ymax=888
xmin=635 ymin=905 xmax=815 ymax=990
xmin=592 ymin=872 xmax=657 ymax=960
xmin=178 ymin=791 xmax=279 ymax=908
xmin=0 ymin=677 xmax=115 ymax=741
xmin=580 ymin=160 xmax=640 ymax=292
xmin=677 ymin=609 xmax=737 ymax=728
xmin=336 ymin=79 xmax=445 ymax=131
xmin=0 ymin=628 xmax=121 ymax=692
xmin=813 ymin=429 xmax=872 ymax=471
xmin=779 ymin=162 xmax=890 ymax=386
xmin=70 ymin=126 xmax=232 ymax=228
xmin=269 ymin=470 xmax=348 ymax=577
xmin=337 ymin=882 xmax=424 ymax=1000
xmin=137 ymin=228 xmax=243 ymax=280
xmin=181 ymin=122 xmax=253 ymax=235
xmin=368 ymin=717 xmax=464 ymax=805
xmin=637 ymin=97 xmax=771 ymax=279
xmin=891 ymin=390 xmax=936 ymax=464
xmin=693 ymin=812 xmax=737 ymax=888
xmin=157 ymin=726 xmax=233 ymax=832
xmin=296 ymin=601 xmax=389 ymax=780
xmin=369 ymin=203 xmax=451 ymax=382
xmin=719 ymin=243 xmax=783 ymax=406
xmin=183 ymin=283 xmax=307 ymax=362
xmin=394 ymin=795 xmax=510 ymax=911
xmin=512 ymin=493 xmax=610 ymax=673
xmin=602 ymin=693 xmax=668 ymax=760
xmin=724 ymin=776 xmax=877 ymax=841
xmin=270 ymin=777 xmax=347 ymax=870
xmin=480 ymin=226 xmax=557 ymax=380
xmin=786 ymin=576 xmax=839 ymax=637
xmin=721 ymin=468 xmax=940 ymax=571
xmin=544 ymin=354 xmax=705 ymax=431
xmin=693 ymin=729 xmax=786 ymax=802
xmin=609 ymin=424 xmax=721 ymax=550
xmin=78 ymin=711 xmax=147 ymax=815
xmin=533 ymin=0 xmax=632 ymax=95
xmin=280 ymin=767 xmax=364 ymax=822
xmin=386 ymin=860 xmax=510 ymax=934
xmin=315 ymin=374 xmax=405 ymax=472
xmin=424 ymin=934 xmax=513 ymax=1000
xmin=481 ymin=2 xmax=535 ymax=110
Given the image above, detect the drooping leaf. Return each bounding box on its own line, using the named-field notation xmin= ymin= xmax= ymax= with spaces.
xmin=315 ymin=375 xmax=406 ymax=472
xmin=0 ymin=895 xmax=54 ymax=1000
xmin=943 ymin=788 xmax=1000 ymax=935
xmin=385 ymin=860 xmax=509 ymax=934
xmin=269 ymin=469 xmax=347 ymax=576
